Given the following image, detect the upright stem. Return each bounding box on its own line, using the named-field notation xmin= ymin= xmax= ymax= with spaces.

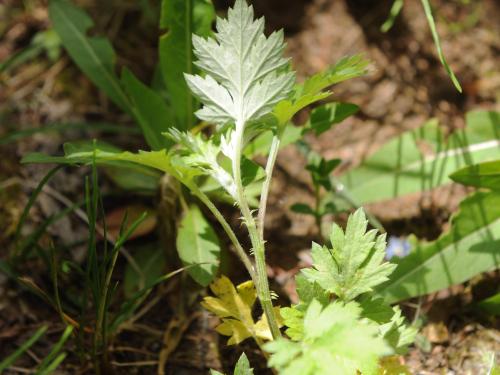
xmin=257 ymin=135 xmax=280 ymax=240
xmin=232 ymin=121 xmax=281 ymax=339
xmin=191 ymin=186 xmax=257 ymax=284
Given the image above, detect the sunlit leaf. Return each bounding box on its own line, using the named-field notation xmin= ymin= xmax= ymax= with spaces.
xmin=378 ymin=190 xmax=500 ymax=302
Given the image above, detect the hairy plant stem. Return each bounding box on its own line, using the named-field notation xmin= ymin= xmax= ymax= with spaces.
xmin=233 ymin=120 xmax=281 ymax=339
xmin=257 ymin=135 xmax=280 ymax=240
xmin=190 ymin=186 xmax=257 ymax=284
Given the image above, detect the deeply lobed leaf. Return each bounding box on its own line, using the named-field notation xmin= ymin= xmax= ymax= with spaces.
xmin=302 ymin=208 xmax=396 ymax=301
xmin=201 ymin=276 xmax=281 ymax=345
xmin=186 ymin=0 xmax=295 ymax=126
xmin=265 ymin=300 xmax=390 ymax=375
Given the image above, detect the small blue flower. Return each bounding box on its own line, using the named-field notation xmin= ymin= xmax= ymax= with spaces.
xmin=386 ymin=236 xmax=411 ymax=259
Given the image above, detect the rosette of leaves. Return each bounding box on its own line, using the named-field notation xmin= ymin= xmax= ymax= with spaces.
xmin=269 ymin=209 xmax=416 ymax=374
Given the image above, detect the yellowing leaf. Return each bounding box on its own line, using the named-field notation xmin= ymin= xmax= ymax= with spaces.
xmin=254 ymin=306 xmax=283 ymax=341
xmin=201 ymin=276 xmax=281 ymax=345
xmin=378 ymin=356 xmax=411 ymax=375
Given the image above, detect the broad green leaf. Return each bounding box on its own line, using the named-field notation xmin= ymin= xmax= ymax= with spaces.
xmin=265 ymin=300 xmax=389 ymax=375
xmin=341 ymin=110 xmax=500 ymax=204
xmin=121 ymin=68 xmax=174 ymax=150
xmin=308 ymin=102 xmax=359 ymax=135
xmin=201 ymin=276 xmax=281 ymax=345
xmin=124 ymin=245 xmax=167 ymax=298
xmin=176 ymin=204 xmax=220 ymax=286
xmin=187 ymin=0 xmax=295 ymax=126
xmin=476 ymin=292 xmax=500 ymax=315
xmin=240 ymin=156 xmax=266 ymax=187
xmin=159 ymin=0 xmax=215 ymax=130
xmin=450 ymin=160 xmax=500 ymax=190
xmin=0 ymin=122 xmax=140 ymax=146
xmin=302 ymin=208 xmax=396 ymax=301
xmin=378 ymin=190 xmax=500 ymax=303
xmin=420 ymin=0 xmax=462 ymax=92
xmin=290 ymin=203 xmax=316 ymax=216
xmin=102 ymin=164 xmax=160 ymax=193
xmin=49 ymin=0 xmax=130 ymax=113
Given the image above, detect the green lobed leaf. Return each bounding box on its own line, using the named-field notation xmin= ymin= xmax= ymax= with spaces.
xmin=378 ymin=190 xmax=500 ymax=303
xmin=302 ymin=208 xmax=396 ymax=301
xmin=379 ymin=307 xmax=418 ymax=355
xmin=450 ymin=159 xmax=500 ymax=190
xmin=340 ymin=110 xmax=500 ymax=204
xmin=49 ymin=0 xmax=130 ymax=113
xmin=360 ymin=296 xmax=416 ymax=354
xmin=176 ymin=204 xmax=220 ymax=286
xmin=272 ymin=56 xmax=369 ymax=132
xmin=265 ymin=300 xmax=390 ymax=375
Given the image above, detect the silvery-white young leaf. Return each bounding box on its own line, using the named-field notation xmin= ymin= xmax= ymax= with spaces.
xmin=186 ymin=0 xmax=295 ymax=128
xmin=167 ymin=129 xmax=237 ymax=199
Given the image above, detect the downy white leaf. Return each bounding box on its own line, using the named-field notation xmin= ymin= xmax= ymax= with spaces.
xmin=186 ymin=0 xmax=295 ymax=127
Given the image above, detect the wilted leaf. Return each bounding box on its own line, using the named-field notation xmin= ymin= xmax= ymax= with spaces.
xmin=201 ymin=276 xmax=281 ymax=345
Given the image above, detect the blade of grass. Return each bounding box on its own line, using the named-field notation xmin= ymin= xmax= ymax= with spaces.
xmin=14 ymin=166 xmax=62 ymax=244
xmin=0 ymin=325 xmax=48 ymax=372
xmin=381 ymin=0 xmax=404 ymax=32
xmin=109 ymin=266 xmax=192 ymax=332
xmin=38 ymin=353 xmax=68 ymax=375
xmin=37 ymin=325 xmax=74 ymax=372
xmin=421 ymin=0 xmax=462 ymax=92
